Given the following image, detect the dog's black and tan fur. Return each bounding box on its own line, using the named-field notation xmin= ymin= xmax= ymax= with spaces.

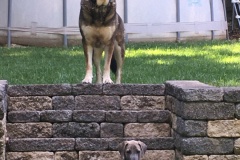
xmin=79 ymin=0 xmax=125 ymax=84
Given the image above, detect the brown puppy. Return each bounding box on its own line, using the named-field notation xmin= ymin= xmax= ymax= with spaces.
xmin=118 ymin=140 xmax=147 ymax=160
xmin=79 ymin=0 xmax=125 ymax=84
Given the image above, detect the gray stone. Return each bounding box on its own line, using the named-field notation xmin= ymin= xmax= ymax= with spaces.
xmin=142 ymin=150 xmax=175 ymax=160
xmin=8 ymin=96 xmax=52 ymax=111
xmin=209 ymin=155 xmax=240 ymax=160
xmin=137 ymin=110 xmax=171 ymax=123
xmin=180 ymin=137 xmax=234 ymax=155
xmin=236 ymin=104 xmax=240 ymax=119
xmin=75 ymin=138 xmax=109 ymax=151
xmin=165 ymin=80 xmax=223 ymax=102
xmin=124 ymin=123 xmax=170 ymax=137
xmin=7 ymin=138 xmax=75 ymax=152
xmin=234 ymin=138 xmax=240 ymax=154
xmin=101 ymin=123 xmax=123 ymax=138
xmin=7 ymin=123 xmax=52 ymax=138
xmin=75 ymin=95 xmax=121 ymax=110
xmin=41 ymin=110 xmax=72 ymax=122
xmin=6 ymin=152 xmax=54 ymax=160
xmin=73 ymin=110 xmax=105 ymax=122
xmin=131 ymin=84 xmax=165 ymax=96
xmin=8 ymin=84 xmax=72 ymax=96
xmin=55 ymin=152 xmax=78 ymax=160
xmin=174 ymin=101 xmax=235 ymax=120
xmin=172 ymin=115 xmax=207 ymax=137
xmin=52 ymin=96 xmax=75 ymax=110
xmin=79 ymin=151 xmax=120 ymax=160
xmin=8 ymin=111 xmax=40 ymax=122
xmin=223 ymin=87 xmax=240 ymax=102
xmin=72 ymin=84 xmax=102 ymax=95
xmin=53 ymin=122 xmax=100 ymax=138
xmin=103 ymin=84 xmax=133 ymax=95
xmin=106 ymin=111 xmax=138 ymax=123
xmin=121 ymin=96 xmax=165 ymax=110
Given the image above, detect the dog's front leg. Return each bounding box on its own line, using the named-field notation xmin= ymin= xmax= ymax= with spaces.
xmin=82 ymin=45 xmax=94 ymax=84
xmin=93 ymin=48 xmax=103 ymax=84
xmin=103 ymin=45 xmax=114 ymax=84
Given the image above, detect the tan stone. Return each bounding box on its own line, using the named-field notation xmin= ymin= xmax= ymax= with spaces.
xmin=208 ymin=120 xmax=240 ymax=137
xmin=8 ymin=96 xmax=52 ymax=111
xmin=55 ymin=152 xmax=78 ymax=160
xmin=182 ymin=155 xmax=208 ymax=160
xmin=235 ymin=138 xmax=240 ymax=154
xmin=7 ymin=123 xmax=52 ymax=138
xmin=6 ymin=152 xmax=54 ymax=160
xmin=209 ymin=155 xmax=240 ymax=160
xmin=142 ymin=150 xmax=175 ymax=160
xmin=79 ymin=151 xmax=120 ymax=160
xmin=124 ymin=123 xmax=170 ymax=137
xmin=121 ymin=96 xmax=165 ymax=110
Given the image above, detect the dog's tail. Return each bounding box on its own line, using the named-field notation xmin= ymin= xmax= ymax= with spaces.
xmin=110 ymin=56 xmax=117 ymax=75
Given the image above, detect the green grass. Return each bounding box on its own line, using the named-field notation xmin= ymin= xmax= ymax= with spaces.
xmin=0 ymin=40 xmax=240 ymax=86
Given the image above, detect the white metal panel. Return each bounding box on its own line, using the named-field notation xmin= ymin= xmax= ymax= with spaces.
xmin=11 ymin=0 xmax=63 ymax=28
xmin=0 ymin=0 xmax=8 ymax=27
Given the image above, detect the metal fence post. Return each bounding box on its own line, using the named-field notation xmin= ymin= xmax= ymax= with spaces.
xmin=124 ymin=0 xmax=128 ymax=43
xmin=176 ymin=0 xmax=181 ymax=42
xmin=210 ymin=0 xmax=215 ymax=40
xmin=7 ymin=0 xmax=12 ymax=48
xmin=63 ymin=0 xmax=68 ymax=47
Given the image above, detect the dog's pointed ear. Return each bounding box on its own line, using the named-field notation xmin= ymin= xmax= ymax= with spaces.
xmin=138 ymin=141 xmax=147 ymax=158
xmin=118 ymin=141 xmax=128 ymax=159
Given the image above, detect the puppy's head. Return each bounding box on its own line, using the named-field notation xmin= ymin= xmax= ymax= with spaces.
xmin=118 ymin=140 xmax=147 ymax=160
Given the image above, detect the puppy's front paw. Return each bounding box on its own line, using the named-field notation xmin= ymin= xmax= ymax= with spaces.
xmin=103 ymin=77 xmax=113 ymax=84
xmin=82 ymin=76 xmax=93 ymax=84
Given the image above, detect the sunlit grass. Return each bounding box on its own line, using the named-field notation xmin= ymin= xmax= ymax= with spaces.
xmin=0 ymin=40 xmax=240 ymax=86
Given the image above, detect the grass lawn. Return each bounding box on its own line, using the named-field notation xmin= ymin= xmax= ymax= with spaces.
xmin=0 ymin=40 xmax=240 ymax=86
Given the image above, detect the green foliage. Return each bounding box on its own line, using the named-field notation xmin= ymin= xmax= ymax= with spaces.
xmin=0 ymin=40 xmax=240 ymax=86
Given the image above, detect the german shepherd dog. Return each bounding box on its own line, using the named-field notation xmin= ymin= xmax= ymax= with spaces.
xmin=79 ymin=0 xmax=125 ymax=84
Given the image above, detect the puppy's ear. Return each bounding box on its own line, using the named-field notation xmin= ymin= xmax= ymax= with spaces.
xmin=118 ymin=141 xmax=128 ymax=159
xmin=138 ymin=141 xmax=147 ymax=158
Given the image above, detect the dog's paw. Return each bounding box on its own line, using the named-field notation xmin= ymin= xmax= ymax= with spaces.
xmin=82 ymin=77 xmax=93 ymax=84
xmin=103 ymin=78 xmax=113 ymax=84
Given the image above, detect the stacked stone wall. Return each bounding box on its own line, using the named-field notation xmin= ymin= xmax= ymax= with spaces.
xmin=0 ymin=80 xmax=239 ymax=160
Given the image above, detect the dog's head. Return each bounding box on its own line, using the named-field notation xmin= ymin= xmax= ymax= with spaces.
xmin=90 ymin=0 xmax=114 ymax=6
xmin=118 ymin=140 xmax=147 ymax=160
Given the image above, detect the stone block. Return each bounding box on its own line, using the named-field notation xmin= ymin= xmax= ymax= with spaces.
xmin=55 ymin=152 xmax=78 ymax=160
xmin=0 ymin=102 xmax=3 ymax=120
xmin=124 ymin=123 xmax=170 ymax=137
xmin=102 ymin=84 xmax=165 ymax=96
xmin=101 ymin=123 xmax=123 ymax=138
xmin=208 ymin=120 xmax=240 ymax=137
xmin=0 ymin=123 xmax=3 ymax=139
xmin=75 ymin=95 xmax=121 ymax=110
xmin=137 ymin=110 xmax=171 ymax=123
xmin=172 ymin=115 xmax=207 ymax=137
xmin=236 ymin=104 xmax=240 ymax=119
xmin=6 ymin=152 xmax=54 ymax=160
xmin=108 ymin=138 xmax=174 ymax=150
xmin=8 ymin=111 xmax=40 ymax=122
xmin=142 ymin=150 xmax=175 ymax=160
xmin=52 ymin=96 xmax=75 ymax=110
xmin=209 ymin=155 xmax=240 ymax=160
xmin=165 ymin=80 xmax=223 ymax=102
xmin=106 ymin=111 xmax=138 ymax=123
xmin=180 ymin=137 xmax=233 ymax=155
xmin=8 ymin=84 xmax=72 ymax=96
xmin=223 ymin=87 xmax=240 ymax=102
xmin=53 ymin=122 xmax=100 ymax=138
xmin=174 ymin=102 xmax=235 ymax=120
xmin=234 ymin=138 xmax=240 ymax=154
xmin=7 ymin=138 xmax=75 ymax=152
xmin=75 ymin=138 xmax=108 ymax=151
xmin=8 ymin=96 xmax=52 ymax=111
xmin=121 ymin=96 xmax=165 ymax=110
xmin=79 ymin=151 xmax=120 ymax=160
xmin=175 ymin=150 xmax=208 ymax=160
xmin=73 ymin=110 xmax=105 ymax=122
xmin=7 ymin=123 xmax=52 ymax=138
xmin=41 ymin=110 xmax=72 ymax=122
xmin=72 ymin=84 xmax=102 ymax=95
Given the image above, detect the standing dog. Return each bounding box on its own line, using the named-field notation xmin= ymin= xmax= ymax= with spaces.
xmin=118 ymin=140 xmax=147 ymax=160
xmin=79 ymin=0 xmax=125 ymax=84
